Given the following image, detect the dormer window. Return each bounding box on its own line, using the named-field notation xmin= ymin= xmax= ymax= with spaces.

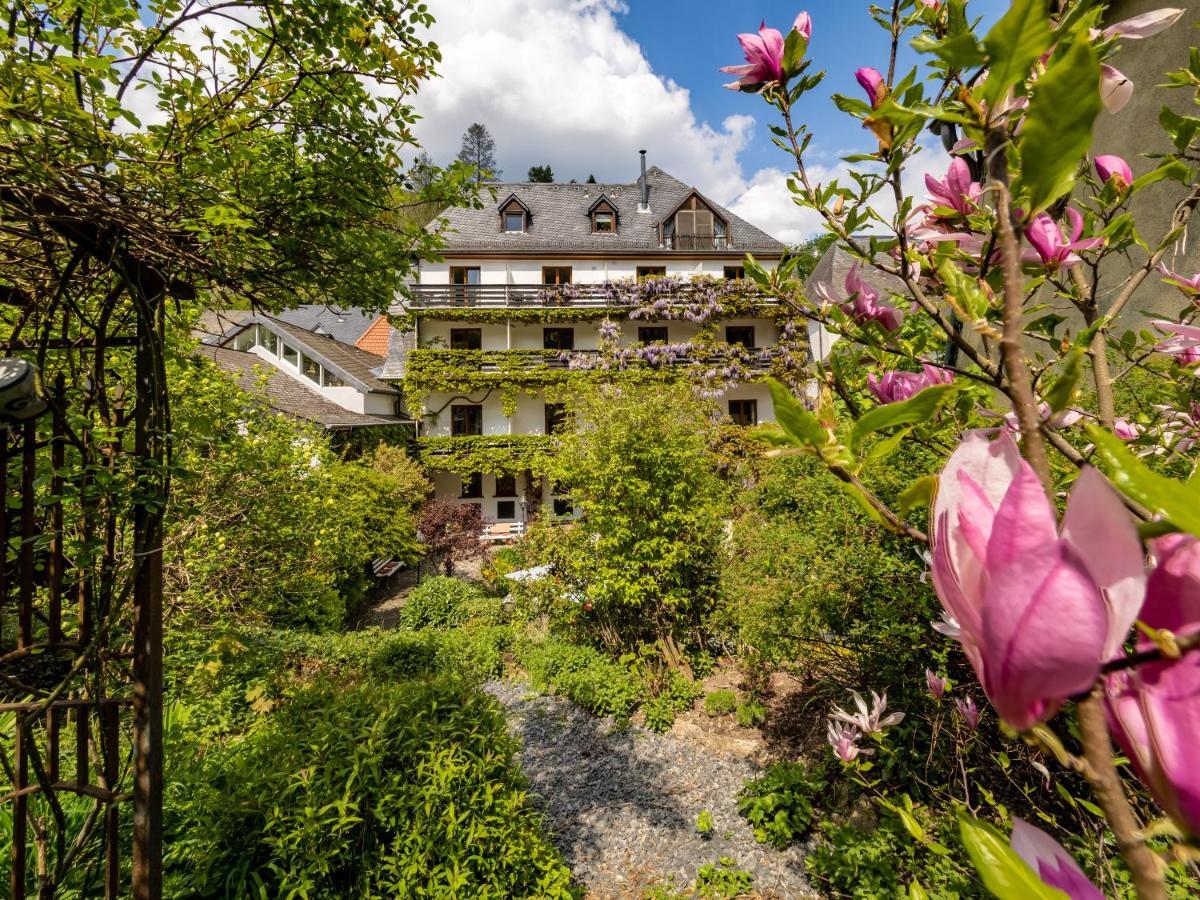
xmin=588 ymin=195 xmax=618 ymax=234
xmin=663 ymin=193 xmax=728 ymax=250
xmin=498 ymin=194 xmax=531 ymax=233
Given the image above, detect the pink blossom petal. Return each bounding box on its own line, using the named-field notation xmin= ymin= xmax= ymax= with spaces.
xmin=1101 ymin=64 xmax=1134 ymax=113
xmin=1010 ymin=819 xmax=1105 ymax=900
xmin=1102 ymin=8 xmax=1185 ymax=40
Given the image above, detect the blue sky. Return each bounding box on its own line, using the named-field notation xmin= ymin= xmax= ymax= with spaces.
xmin=412 ymin=0 xmax=1008 ymax=242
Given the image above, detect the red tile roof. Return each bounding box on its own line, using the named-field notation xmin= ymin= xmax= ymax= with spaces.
xmin=355 ymin=316 xmax=391 ymax=358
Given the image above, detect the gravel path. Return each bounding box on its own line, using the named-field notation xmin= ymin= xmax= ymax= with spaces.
xmin=484 ymin=680 xmax=816 ymax=899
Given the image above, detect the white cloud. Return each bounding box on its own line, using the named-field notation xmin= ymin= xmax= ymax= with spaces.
xmin=415 ymin=0 xmax=753 ymax=199
xmin=727 ymin=143 xmax=951 ymax=244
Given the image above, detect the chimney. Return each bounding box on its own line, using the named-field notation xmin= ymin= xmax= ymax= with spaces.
xmin=638 ymin=149 xmax=649 ymax=212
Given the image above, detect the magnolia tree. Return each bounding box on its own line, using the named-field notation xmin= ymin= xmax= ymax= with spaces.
xmin=722 ymin=2 xmax=1199 ymax=896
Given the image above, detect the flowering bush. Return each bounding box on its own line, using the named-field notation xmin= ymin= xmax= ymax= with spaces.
xmin=722 ymin=1 xmax=1200 ymax=895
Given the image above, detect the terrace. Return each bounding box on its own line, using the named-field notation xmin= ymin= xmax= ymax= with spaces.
xmin=402 ymin=282 xmax=782 ymax=311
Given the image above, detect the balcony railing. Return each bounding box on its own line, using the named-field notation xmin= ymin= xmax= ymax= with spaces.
xmin=404 ymin=347 xmax=781 ymax=379
xmin=663 ymin=234 xmax=728 ymax=251
xmin=403 ymin=281 xmax=780 ymax=311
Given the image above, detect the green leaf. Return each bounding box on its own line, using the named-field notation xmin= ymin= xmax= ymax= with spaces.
xmin=851 ymin=383 xmax=958 ymax=452
xmin=898 ymin=475 xmax=937 ymax=518
xmin=958 ymin=814 xmax=1069 ymax=900
xmin=912 ymin=31 xmax=986 ymax=69
xmin=767 ymin=379 xmax=827 ymax=451
xmin=939 ymin=259 xmax=991 ymax=320
xmin=1017 ymin=39 xmax=1102 ymax=212
xmin=908 ymin=882 xmax=930 ymax=900
xmin=781 ymin=30 xmax=809 ymax=77
xmin=1130 ymin=158 xmax=1194 ymax=194
xmin=1086 ymin=426 xmax=1200 ymax=537
xmin=863 ymin=426 xmax=913 ymax=465
xmin=981 ymin=0 xmax=1053 ymax=110
xmin=1042 ymin=348 xmax=1084 ymax=412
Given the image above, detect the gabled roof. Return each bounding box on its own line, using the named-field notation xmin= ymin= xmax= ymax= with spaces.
xmin=658 ymin=188 xmax=727 ymax=229
xmin=197 ymin=345 xmax=409 ymax=429
xmin=220 ymin=315 xmax=397 ymax=395
xmin=804 ymin=242 xmax=908 ymax=300
xmin=355 ymin=316 xmax=392 ymax=357
xmin=272 ymin=305 xmax=376 ymax=345
xmin=497 ymin=192 xmax=532 ymax=214
xmin=586 ymin=193 xmax=618 ymax=215
xmin=432 ymin=166 xmax=785 ymax=255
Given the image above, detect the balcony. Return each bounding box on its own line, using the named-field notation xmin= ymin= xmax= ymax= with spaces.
xmin=403 ymin=281 xmax=780 ymax=311
xmin=663 ymin=234 xmax=728 ymax=251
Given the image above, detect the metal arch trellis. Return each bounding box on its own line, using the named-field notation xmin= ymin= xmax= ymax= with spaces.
xmin=0 ymin=287 xmax=166 ymax=898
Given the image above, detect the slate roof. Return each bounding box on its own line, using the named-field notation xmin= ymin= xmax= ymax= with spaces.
xmin=434 ymin=166 xmax=786 ymax=255
xmin=197 ymin=345 xmax=409 ymax=429
xmin=804 ymin=242 xmax=909 ymax=300
xmin=226 ymin=315 xmax=396 ymax=394
xmin=272 ymin=305 xmax=377 ymax=345
xmin=194 ymin=309 xmax=252 ymax=345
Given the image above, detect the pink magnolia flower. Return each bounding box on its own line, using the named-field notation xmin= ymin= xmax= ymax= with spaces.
xmin=1010 ymin=818 xmax=1105 ymax=900
xmin=926 ymin=668 xmax=947 ymax=699
xmin=1099 ymin=8 xmax=1185 ymax=41
xmin=1153 ymin=320 xmax=1200 ymax=366
xmin=721 ymin=14 xmax=811 ymax=91
xmin=1105 ymin=534 xmax=1200 ymax=836
xmin=918 ymin=0 xmax=942 ymax=9
xmin=1095 ymin=155 xmax=1133 ymax=191
xmin=842 ymin=263 xmax=902 ymax=332
xmin=867 ymin=364 xmax=953 ymax=405
xmin=955 ymin=695 xmax=980 ymax=730
xmin=930 ymin=431 xmax=1146 ymax=729
xmin=1022 ymin=209 xmax=1105 ymax=270
xmin=830 ymin=690 xmax=904 ymax=734
xmin=1157 ymin=265 xmax=1200 ymax=297
xmin=1100 ymin=64 xmax=1133 ymax=113
xmin=855 ymin=67 xmax=887 ymax=108
xmin=924 ymin=158 xmax=982 ymax=217
xmin=1113 ymin=418 xmax=1142 ymax=441
xmin=827 ymin=720 xmax=869 ymax=763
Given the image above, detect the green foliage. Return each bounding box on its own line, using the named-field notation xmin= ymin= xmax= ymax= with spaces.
xmin=734 ymin=701 xmax=766 ymax=729
xmin=168 ymin=351 xmax=425 ymax=630
xmin=518 ymin=638 xmax=642 ymax=719
xmin=165 ymin=676 xmax=575 ymax=898
xmin=399 ymin=577 xmax=501 ymax=629
xmin=704 ymin=689 xmax=738 ymax=717
xmin=695 ymin=810 xmax=715 ymax=837
xmin=958 ymin=814 xmax=1066 ymax=899
xmin=550 ymin=384 xmax=729 ymax=654
xmin=737 ymin=761 xmax=826 ymax=849
xmin=806 ymin=811 xmax=977 ymax=899
xmin=694 ymin=858 xmax=755 ymax=898
xmin=416 ymin=435 xmax=557 ymax=477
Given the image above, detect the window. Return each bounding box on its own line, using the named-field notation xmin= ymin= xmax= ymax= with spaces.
xmin=593 ymin=211 xmax=614 ymax=233
xmin=503 ymin=212 xmax=525 ymax=232
xmin=451 ymin=404 xmax=482 ymax=437
xmin=460 ymin=473 xmax=483 ymax=499
xmin=496 ymin=500 xmax=517 ymax=521
xmin=494 ymin=474 xmax=517 ymax=497
xmin=233 ymin=328 xmax=254 ymax=351
xmin=450 ymin=328 xmax=482 ymax=351
xmin=725 ymin=325 xmax=755 ymax=349
xmin=543 ymin=328 xmax=574 ymax=351
xmin=544 ymin=403 xmax=568 ymax=435
xmin=724 ymin=266 xmax=746 ymax=280
xmin=552 ymin=497 xmax=573 ymax=517
xmin=637 ymin=266 xmax=667 ymax=279
xmin=638 ymin=326 xmax=669 ymax=344
xmin=282 ymin=344 xmax=299 ymax=365
xmin=450 ymin=267 xmax=481 ymax=285
xmin=542 ymin=266 xmax=572 ymax=285
xmin=257 ymin=326 xmax=279 ymax=355
xmin=300 ymin=355 xmax=321 ymax=383
xmin=322 ymin=369 xmax=346 ymax=388
xmin=728 ymin=399 xmax=758 ymax=426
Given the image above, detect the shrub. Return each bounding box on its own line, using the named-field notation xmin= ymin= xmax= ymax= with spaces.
xmin=694 ymin=858 xmax=755 ymax=899
xmin=737 ymin=761 xmax=827 ymax=850
xmin=643 ymin=670 xmax=703 ymax=732
xmin=418 ymin=500 xmax=486 ymax=575
xmin=806 ymin=811 xmax=975 ymax=899
xmin=164 ymin=676 xmax=575 ymax=898
xmin=519 ymin=639 xmax=641 ymax=719
xmin=695 ymin=810 xmax=714 ymax=837
xmin=704 ymin=689 xmax=738 ymax=717
xmin=734 ymin=701 xmax=765 ymax=729
xmin=399 ymin=576 xmax=498 ymax=629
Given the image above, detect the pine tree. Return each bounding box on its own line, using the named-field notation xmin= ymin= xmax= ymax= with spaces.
xmin=456 ymin=123 xmax=500 ymax=183
xmin=586 ymin=174 xmax=597 ymax=184
xmin=527 ymin=164 xmax=554 ymax=183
